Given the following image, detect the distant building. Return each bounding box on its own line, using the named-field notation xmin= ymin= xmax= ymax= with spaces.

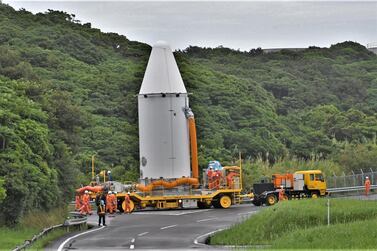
xmin=367 ymin=43 xmax=377 ymax=54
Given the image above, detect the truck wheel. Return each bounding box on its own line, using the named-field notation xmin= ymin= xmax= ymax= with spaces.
xmin=266 ymin=194 xmax=277 ymax=206
xmin=197 ymin=201 xmax=211 ymax=209
xmin=212 ymin=199 xmax=221 ymax=208
xmin=122 ymin=200 xmax=135 ymax=213
xmin=219 ymin=195 xmax=232 ymax=209
xmin=252 ymin=200 xmax=262 ymax=206
xmin=311 ymin=193 xmax=319 ymax=199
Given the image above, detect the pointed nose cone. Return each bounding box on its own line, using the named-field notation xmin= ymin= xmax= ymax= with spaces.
xmin=139 ymin=41 xmax=187 ymax=94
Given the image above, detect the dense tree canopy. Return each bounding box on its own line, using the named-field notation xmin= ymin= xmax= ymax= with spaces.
xmin=0 ymin=3 xmax=377 ymax=225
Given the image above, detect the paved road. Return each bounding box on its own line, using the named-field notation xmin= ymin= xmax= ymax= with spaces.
xmin=50 ymin=204 xmax=261 ymax=250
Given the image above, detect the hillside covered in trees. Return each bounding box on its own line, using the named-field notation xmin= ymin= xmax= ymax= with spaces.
xmin=0 ymin=3 xmax=377 ymax=225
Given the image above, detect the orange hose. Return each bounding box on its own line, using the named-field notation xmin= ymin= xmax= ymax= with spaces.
xmin=188 ymin=117 xmax=199 ymax=180
xmin=136 ymin=177 xmax=199 ymax=192
xmin=76 ymin=185 xmax=103 ymax=194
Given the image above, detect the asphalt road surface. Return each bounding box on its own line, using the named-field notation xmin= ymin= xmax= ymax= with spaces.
xmin=50 ymin=204 xmax=261 ymax=250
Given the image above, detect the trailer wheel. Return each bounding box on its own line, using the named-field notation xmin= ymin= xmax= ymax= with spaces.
xmin=219 ymin=195 xmax=232 ymax=209
xmin=266 ymin=194 xmax=277 ymax=206
xmin=197 ymin=201 xmax=211 ymax=209
xmin=122 ymin=200 xmax=135 ymax=213
xmin=212 ymin=199 xmax=221 ymax=208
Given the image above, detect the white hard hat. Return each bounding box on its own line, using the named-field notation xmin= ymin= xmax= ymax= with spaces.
xmin=108 ymin=170 xmax=111 ymax=174
xmin=84 ymin=190 xmax=89 ymax=194
xmin=108 ymin=191 xmax=112 ymax=194
xmin=280 ymin=186 xmax=284 ymax=189
xmin=366 ymin=176 xmax=369 ymax=179
xmin=127 ymin=191 xmax=130 ymax=195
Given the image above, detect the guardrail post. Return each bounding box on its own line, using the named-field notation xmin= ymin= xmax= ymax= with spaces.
xmin=352 ymin=171 xmax=356 ymax=187
xmin=370 ymin=168 xmax=374 ymax=185
xmin=342 ymin=172 xmax=346 ymax=187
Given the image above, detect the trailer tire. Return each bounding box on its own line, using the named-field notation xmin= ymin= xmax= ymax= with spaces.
xmin=219 ymin=195 xmax=232 ymax=209
xmin=212 ymin=199 xmax=221 ymax=209
xmin=197 ymin=201 xmax=211 ymax=209
xmin=266 ymin=194 xmax=277 ymax=206
xmin=122 ymin=200 xmax=135 ymax=213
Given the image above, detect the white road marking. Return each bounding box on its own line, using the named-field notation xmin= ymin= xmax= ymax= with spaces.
xmin=238 ymin=211 xmax=258 ymax=216
xmin=196 ymin=217 xmax=218 ymax=222
xmin=131 ymin=238 xmax=135 ymax=243
xmin=194 ymin=228 xmax=224 ymax=246
xmin=130 ymin=244 xmax=135 ymax=249
xmin=138 ymin=232 xmax=149 ymax=237
xmin=160 ymin=224 xmax=177 ymax=230
xmin=57 ymin=226 xmax=105 ymax=251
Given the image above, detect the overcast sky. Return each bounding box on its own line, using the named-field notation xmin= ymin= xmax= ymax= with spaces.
xmin=4 ymin=1 xmax=377 ymax=51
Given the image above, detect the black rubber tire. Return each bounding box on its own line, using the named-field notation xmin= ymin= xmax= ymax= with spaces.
xmin=252 ymin=200 xmax=262 ymax=206
xmin=265 ymin=194 xmax=277 ymax=206
xmin=212 ymin=199 xmax=222 ymax=209
xmin=197 ymin=201 xmax=211 ymax=209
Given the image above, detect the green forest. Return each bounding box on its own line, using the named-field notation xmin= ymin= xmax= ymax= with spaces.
xmin=0 ymin=3 xmax=377 ymax=225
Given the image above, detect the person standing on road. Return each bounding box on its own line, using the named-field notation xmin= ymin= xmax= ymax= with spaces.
xmin=75 ymin=194 xmax=82 ymax=211
xmin=365 ymin=176 xmax=371 ymax=196
xmin=278 ymin=186 xmax=286 ymax=201
xmin=97 ymin=200 xmax=106 ymax=226
xmin=106 ymin=191 xmax=114 ymax=214
xmin=124 ymin=192 xmax=131 ymax=214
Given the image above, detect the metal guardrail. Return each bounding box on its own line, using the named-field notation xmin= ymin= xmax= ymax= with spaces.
xmin=12 ymin=212 xmax=88 ymax=251
xmin=327 ymin=185 xmax=377 ymax=193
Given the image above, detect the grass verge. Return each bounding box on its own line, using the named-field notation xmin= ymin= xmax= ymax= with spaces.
xmin=0 ymin=207 xmax=68 ymax=250
xmin=210 ymin=198 xmax=377 ymax=249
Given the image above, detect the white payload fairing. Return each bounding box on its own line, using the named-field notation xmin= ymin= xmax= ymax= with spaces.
xmin=138 ymin=41 xmax=191 ymax=180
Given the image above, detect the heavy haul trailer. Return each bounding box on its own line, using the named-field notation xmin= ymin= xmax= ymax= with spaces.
xmin=252 ymin=170 xmax=328 ymax=206
xmin=118 ymin=165 xmax=243 ymax=212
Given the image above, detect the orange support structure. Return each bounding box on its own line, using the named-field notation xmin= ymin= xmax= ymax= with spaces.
xmin=188 ymin=116 xmax=199 ymax=180
xmin=136 ymin=177 xmax=199 ymax=192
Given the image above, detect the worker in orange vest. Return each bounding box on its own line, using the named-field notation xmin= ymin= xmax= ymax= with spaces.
xmin=80 ymin=190 xmax=92 ymax=215
xmin=75 ymin=194 xmax=82 ymax=211
xmin=207 ymin=167 xmax=214 ymax=189
xmin=278 ymin=186 xmax=286 ymax=201
xmin=214 ymin=170 xmax=222 ymax=189
xmin=106 ymin=191 xmax=114 ymax=214
xmin=124 ymin=192 xmax=131 ymax=214
xmin=112 ymin=191 xmax=118 ymax=213
xmin=365 ymin=176 xmax=371 ymax=196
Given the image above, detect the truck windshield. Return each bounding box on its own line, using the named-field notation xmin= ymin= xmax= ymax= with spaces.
xmin=315 ymin=174 xmax=324 ymax=182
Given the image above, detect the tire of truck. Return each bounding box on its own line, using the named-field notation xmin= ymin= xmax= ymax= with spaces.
xmin=212 ymin=198 xmax=222 ymax=209
xmin=197 ymin=201 xmax=211 ymax=209
xmin=252 ymin=200 xmax=262 ymax=206
xmin=122 ymin=200 xmax=135 ymax=213
xmin=219 ymin=195 xmax=232 ymax=209
xmin=266 ymin=194 xmax=277 ymax=206
xmin=311 ymin=192 xmax=319 ymax=199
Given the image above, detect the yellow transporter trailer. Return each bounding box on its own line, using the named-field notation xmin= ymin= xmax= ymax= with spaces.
xmin=118 ymin=166 xmax=243 ymax=212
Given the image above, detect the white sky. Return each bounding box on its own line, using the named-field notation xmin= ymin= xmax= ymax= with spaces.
xmin=3 ymin=1 xmax=377 ymax=51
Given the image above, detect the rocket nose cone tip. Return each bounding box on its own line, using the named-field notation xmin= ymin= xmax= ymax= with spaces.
xmin=154 ymin=40 xmax=170 ymax=49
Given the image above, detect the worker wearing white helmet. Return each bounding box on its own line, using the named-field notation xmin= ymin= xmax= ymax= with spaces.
xmin=85 ymin=190 xmax=89 ymax=194
xmin=106 ymin=191 xmax=114 ymax=214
